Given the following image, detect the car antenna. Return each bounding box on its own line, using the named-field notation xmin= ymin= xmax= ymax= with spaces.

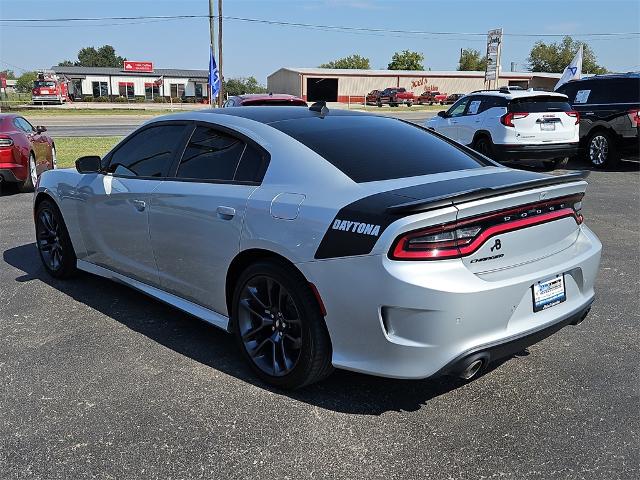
xmin=309 ymin=101 xmax=329 ymax=117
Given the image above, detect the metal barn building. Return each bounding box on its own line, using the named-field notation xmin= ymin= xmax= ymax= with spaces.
xmin=267 ymin=68 xmax=562 ymax=103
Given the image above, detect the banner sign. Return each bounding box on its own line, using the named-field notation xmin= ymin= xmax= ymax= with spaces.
xmin=123 ymin=61 xmax=154 ymax=73
xmin=485 ymin=28 xmax=503 ymax=84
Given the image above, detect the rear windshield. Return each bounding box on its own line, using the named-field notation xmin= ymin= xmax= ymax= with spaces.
xmin=270 ymin=115 xmax=488 ymax=183
xmin=508 ymin=96 xmax=572 ymax=113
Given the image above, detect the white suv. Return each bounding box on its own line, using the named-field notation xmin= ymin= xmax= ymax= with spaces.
xmin=425 ymin=89 xmax=580 ymax=168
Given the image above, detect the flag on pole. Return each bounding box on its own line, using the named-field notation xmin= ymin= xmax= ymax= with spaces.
xmin=555 ymin=45 xmax=583 ymax=91
xmin=208 ymin=46 xmax=221 ymax=101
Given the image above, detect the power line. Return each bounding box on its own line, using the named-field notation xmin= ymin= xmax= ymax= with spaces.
xmin=1 ymin=14 xmax=639 ymax=38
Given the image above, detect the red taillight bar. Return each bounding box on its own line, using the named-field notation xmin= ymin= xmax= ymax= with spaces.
xmin=390 ymin=194 xmax=584 ymax=261
xmin=500 ymin=112 xmax=529 ymax=127
xmin=566 ymin=110 xmax=580 ymax=125
xmin=628 ymin=109 xmax=640 ymax=128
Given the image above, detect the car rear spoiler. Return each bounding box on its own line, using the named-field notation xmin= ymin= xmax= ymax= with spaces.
xmin=386 ymin=170 xmax=590 ymax=215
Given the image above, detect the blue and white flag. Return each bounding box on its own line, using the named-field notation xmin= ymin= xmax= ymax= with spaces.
xmin=555 ymin=45 xmax=583 ymax=91
xmin=209 ymin=46 xmax=221 ymax=100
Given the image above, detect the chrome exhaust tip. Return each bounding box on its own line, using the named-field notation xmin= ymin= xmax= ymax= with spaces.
xmin=459 ymin=359 xmax=484 ymax=380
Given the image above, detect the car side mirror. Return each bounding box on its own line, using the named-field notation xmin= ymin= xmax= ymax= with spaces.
xmin=437 ymin=111 xmax=448 ymax=118
xmin=35 ymin=125 xmax=47 ymax=133
xmin=75 ymin=155 xmax=102 ymax=174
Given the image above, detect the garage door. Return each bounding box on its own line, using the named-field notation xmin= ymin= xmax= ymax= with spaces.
xmin=307 ymin=78 xmax=338 ymax=102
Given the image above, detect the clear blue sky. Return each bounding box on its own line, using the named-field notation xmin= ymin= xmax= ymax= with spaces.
xmin=1 ymin=0 xmax=638 ymax=82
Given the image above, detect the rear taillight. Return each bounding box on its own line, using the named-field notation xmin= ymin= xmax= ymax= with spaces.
xmin=0 ymin=137 xmax=14 ymax=148
xmin=566 ymin=110 xmax=580 ymax=125
xmin=500 ymin=112 xmax=529 ymax=127
xmin=628 ymin=109 xmax=640 ymax=128
xmin=390 ymin=194 xmax=584 ymax=260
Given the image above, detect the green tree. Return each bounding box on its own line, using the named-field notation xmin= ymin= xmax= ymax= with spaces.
xmin=58 ymin=45 xmax=126 ymax=68
xmin=0 ymin=70 xmax=16 ymax=79
xmin=223 ymin=76 xmax=268 ymax=96
xmin=15 ymin=71 xmax=37 ymax=93
xmin=388 ymin=50 xmax=424 ymax=70
xmin=319 ymin=54 xmax=370 ymax=69
xmin=527 ymin=36 xmax=606 ymax=74
xmin=458 ymin=49 xmax=488 ymax=71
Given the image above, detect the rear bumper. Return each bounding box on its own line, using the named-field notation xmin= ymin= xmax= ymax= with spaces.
xmin=434 ymin=299 xmax=593 ymax=378
xmin=0 ymin=168 xmax=22 ymax=183
xmin=299 ymin=225 xmax=602 ymax=379
xmin=494 ymin=142 xmax=579 ymax=161
xmin=32 ymin=95 xmax=61 ymax=103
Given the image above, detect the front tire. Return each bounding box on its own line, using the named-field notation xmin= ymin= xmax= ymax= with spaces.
xmin=587 ymin=131 xmax=618 ymax=168
xmin=232 ymin=260 xmax=333 ymax=389
xmin=35 ymin=199 xmax=77 ymax=278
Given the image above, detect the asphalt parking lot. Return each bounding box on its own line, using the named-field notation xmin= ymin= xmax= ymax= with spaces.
xmin=1 ymin=159 xmax=638 ymax=479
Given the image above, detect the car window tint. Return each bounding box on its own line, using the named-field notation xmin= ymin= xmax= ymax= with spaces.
xmin=447 ymin=98 xmax=469 ymax=117
xmin=176 ymin=126 xmax=245 ymax=181
xmin=15 ymin=117 xmax=34 ymax=132
xmin=508 ymin=96 xmax=572 ymax=112
xmin=108 ymin=124 xmax=187 ymax=177
xmin=270 ymin=115 xmax=488 ymax=183
xmin=234 ymin=143 xmax=267 ymax=182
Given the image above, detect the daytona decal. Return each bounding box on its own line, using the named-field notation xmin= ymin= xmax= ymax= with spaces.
xmin=331 ymin=219 xmax=381 ymax=236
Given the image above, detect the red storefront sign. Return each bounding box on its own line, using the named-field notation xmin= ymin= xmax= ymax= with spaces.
xmin=123 ymin=61 xmax=154 ymax=72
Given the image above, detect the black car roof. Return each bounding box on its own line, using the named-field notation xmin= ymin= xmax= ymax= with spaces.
xmin=200 ymin=106 xmax=368 ymax=125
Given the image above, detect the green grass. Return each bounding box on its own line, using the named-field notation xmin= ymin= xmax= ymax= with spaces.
xmin=54 ymin=136 xmax=122 ymax=168
xmin=6 ymin=108 xmax=173 ymax=116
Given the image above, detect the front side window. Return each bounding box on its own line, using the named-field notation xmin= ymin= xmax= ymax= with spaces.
xmin=447 ymin=98 xmax=469 ymax=117
xmin=14 ymin=117 xmax=35 ymax=133
xmin=107 ymin=124 xmax=188 ymax=177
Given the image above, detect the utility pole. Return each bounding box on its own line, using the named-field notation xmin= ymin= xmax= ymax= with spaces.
xmin=208 ymin=0 xmax=215 ymax=107
xmin=217 ymin=0 xmax=223 ymax=107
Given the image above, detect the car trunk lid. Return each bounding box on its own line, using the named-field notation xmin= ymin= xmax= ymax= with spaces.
xmin=506 ymin=95 xmax=578 ymax=143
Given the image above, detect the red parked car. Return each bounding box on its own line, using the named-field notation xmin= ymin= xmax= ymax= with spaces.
xmin=417 ymin=91 xmax=448 ymax=105
xmin=223 ymin=93 xmax=307 ymax=107
xmin=0 ymin=114 xmax=56 ymax=193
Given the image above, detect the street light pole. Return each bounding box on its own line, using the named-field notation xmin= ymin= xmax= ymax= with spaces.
xmin=208 ymin=0 xmax=215 ymax=107
xmin=217 ymin=0 xmax=223 ymax=107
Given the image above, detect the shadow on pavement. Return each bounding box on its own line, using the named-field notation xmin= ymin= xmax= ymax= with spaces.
xmin=2 ymin=242 xmax=526 ymax=415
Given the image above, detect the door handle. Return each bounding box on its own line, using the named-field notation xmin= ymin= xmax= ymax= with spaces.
xmin=216 ymin=206 xmax=236 ymax=219
xmin=132 ymin=199 xmax=146 ymax=212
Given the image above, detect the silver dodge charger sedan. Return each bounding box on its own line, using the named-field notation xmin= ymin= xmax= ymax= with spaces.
xmin=33 ymin=104 xmax=602 ymax=389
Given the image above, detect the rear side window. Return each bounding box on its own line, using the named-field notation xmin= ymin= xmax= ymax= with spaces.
xmin=108 ymin=124 xmax=188 ymax=177
xmin=270 ymin=115 xmax=488 ymax=183
xmin=560 ymin=78 xmax=640 ymax=104
xmin=177 ymin=126 xmax=245 ymax=181
xmin=175 ymin=126 xmax=268 ymax=183
xmin=508 ymin=96 xmax=572 ymax=112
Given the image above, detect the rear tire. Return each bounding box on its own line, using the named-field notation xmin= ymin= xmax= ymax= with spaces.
xmin=231 ymin=260 xmax=333 ymax=389
xmin=473 ymin=136 xmax=494 ymax=159
xmin=35 ymin=199 xmax=77 ymax=279
xmin=586 ymin=130 xmax=619 ymax=168
xmin=18 ymin=153 xmax=37 ymax=193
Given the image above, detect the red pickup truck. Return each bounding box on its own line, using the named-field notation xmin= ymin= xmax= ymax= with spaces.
xmin=376 ymin=88 xmax=414 ymax=107
xmin=416 ymin=91 xmax=448 ymax=105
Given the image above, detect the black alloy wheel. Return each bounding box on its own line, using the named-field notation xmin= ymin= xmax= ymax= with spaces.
xmin=232 ymin=260 xmax=333 ymax=389
xmin=35 ymin=200 xmax=77 ymax=278
xmin=237 ymin=275 xmax=303 ymax=377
